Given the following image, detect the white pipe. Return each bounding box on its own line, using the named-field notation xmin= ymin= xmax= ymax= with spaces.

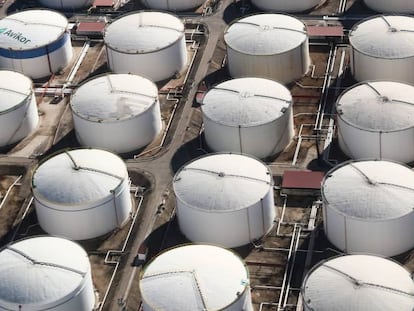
xmin=134 ymin=39 xmax=200 ymax=159
xmin=98 ymin=194 xmax=144 ymax=311
xmin=0 ymin=175 xmax=22 ymax=211
xmin=277 ymin=224 xmax=301 ymax=311
xmin=276 ymin=194 xmax=287 ymax=236
xmin=65 ymin=40 xmax=90 ymax=88
xmin=283 ymin=225 xmax=302 ymax=309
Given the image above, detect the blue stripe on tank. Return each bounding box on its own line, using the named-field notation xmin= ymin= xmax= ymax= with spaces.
xmin=0 ymin=32 xmax=70 ymax=59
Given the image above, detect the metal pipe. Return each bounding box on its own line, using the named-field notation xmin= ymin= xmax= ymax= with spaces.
xmin=0 ymin=175 xmax=22 ymax=211
xmin=64 ymin=40 xmax=90 ymax=89
xmin=322 ymin=49 xmax=346 ymax=165
xmin=315 ymin=44 xmax=337 ymax=131
xmin=98 ymin=194 xmax=144 ymax=311
xmin=276 ymin=194 xmax=287 ymax=236
xmin=135 ymin=38 xmax=200 ymax=159
xmin=277 ymin=224 xmax=301 ymax=311
xmin=283 ymin=225 xmax=302 ymax=309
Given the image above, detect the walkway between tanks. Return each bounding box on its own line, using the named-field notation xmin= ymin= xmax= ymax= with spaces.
xmin=107 ymin=1 xmax=232 ymax=310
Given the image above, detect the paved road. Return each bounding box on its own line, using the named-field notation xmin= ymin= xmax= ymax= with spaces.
xmin=106 ymin=1 xmax=234 ymax=310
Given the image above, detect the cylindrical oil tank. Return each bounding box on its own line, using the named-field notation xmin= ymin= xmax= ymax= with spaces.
xmin=302 ymin=254 xmax=414 ymax=311
xmin=141 ymin=0 xmax=205 ymax=11
xmin=336 ymin=81 xmax=414 ymax=163
xmin=349 ymin=15 xmax=414 ymax=84
xmin=0 ymin=9 xmax=73 ymax=80
xmin=71 ymin=74 xmax=162 ymax=154
xmin=322 ymin=160 xmax=414 ymax=256
xmin=0 ymin=71 xmax=39 ymax=147
xmin=0 ymin=236 xmax=95 ymax=311
xmin=363 ymin=0 xmax=414 ymax=14
xmin=251 ymin=0 xmax=321 ymax=12
xmin=140 ymin=244 xmax=253 ymax=311
xmin=224 ymin=13 xmax=310 ymax=85
xmin=38 ymin=0 xmax=95 ymax=10
xmin=173 ymin=153 xmax=275 ymax=248
xmin=32 ymin=148 xmax=132 ymax=240
xmin=201 ymin=77 xmax=294 ymax=159
xmin=104 ymin=11 xmax=187 ymax=82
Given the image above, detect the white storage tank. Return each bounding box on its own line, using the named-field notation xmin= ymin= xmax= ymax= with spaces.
xmin=0 ymin=71 xmax=39 ymax=147
xmin=251 ymin=0 xmax=321 ymax=12
xmin=302 ymin=254 xmax=414 ymax=311
xmin=363 ymin=0 xmax=414 ymax=14
xmin=322 ymin=160 xmax=414 ymax=256
xmin=349 ymin=15 xmax=414 ymax=84
xmin=0 ymin=236 xmax=95 ymax=311
xmin=32 ymin=148 xmax=132 ymax=240
xmin=201 ymin=77 xmax=294 ymax=159
xmin=0 ymin=9 xmax=73 ymax=80
xmin=71 ymin=74 xmax=162 ymax=154
xmin=173 ymin=153 xmax=275 ymax=248
xmin=140 ymin=244 xmax=253 ymax=311
xmin=336 ymin=81 xmax=414 ymax=163
xmin=141 ymin=0 xmax=205 ymax=11
xmin=104 ymin=11 xmax=187 ymax=82
xmin=224 ymin=13 xmax=310 ymax=85
xmin=38 ymin=0 xmax=95 ymax=10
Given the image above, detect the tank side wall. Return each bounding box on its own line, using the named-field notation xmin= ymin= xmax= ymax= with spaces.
xmin=337 ymin=118 xmax=381 ymax=160
xmin=224 ymin=288 xmax=254 ymax=311
xmin=48 ymin=33 xmax=73 ymax=74
xmin=247 ymin=190 xmax=275 ymax=240
xmin=142 ymin=0 xmax=206 ymax=11
xmin=0 ymin=33 xmax=73 ymax=79
xmin=106 ymin=37 xmax=187 ymax=82
xmin=251 ymin=0 xmax=321 ymax=12
xmin=240 ymin=108 xmax=294 ymax=158
xmin=338 ymin=118 xmax=414 ymax=163
xmin=226 ymin=45 xmax=308 ymax=85
xmin=203 ymin=119 xmax=243 ymax=153
xmin=0 ymin=95 xmax=39 ymax=146
xmin=34 ymin=183 xmax=132 ymax=240
xmin=0 ymin=54 xmax=51 ymax=79
xmin=351 ymin=49 xmax=414 ymax=84
xmin=324 ymin=203 xmax=347 ymax=251
xmin=380 ymin=129 xmax=414 ymax=163
xmin=177 ymin=198 xmax=254 ymax=248
xmin=363 ymin=0 xmax=414 ymax=13
xmin=48 ymin=270 xmax=95 ymax=311
xmin=344 ymin=214 xmax=414 ymax=256
xmin=38 ymin=0 xmax=95 ymax=9
xmin=113 ymin=178 xmax=133 ymax=227
xmin=72 ymin=102 xmax=162 ymax=153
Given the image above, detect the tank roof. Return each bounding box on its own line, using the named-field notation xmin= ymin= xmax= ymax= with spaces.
xmin=32 ymin=148 xmax=128 ymax=206
xmin=224 ymin=13 xmax=307 ymax=56
xmin=302 ymin=254 xmax=414 ymax=311
xmin=0 ymin=71 xmax=33 ymax=113
xmin=71 ymin=74 xmax=158 ymax=122
xmin=202 ymin=77 xmax=292 ymax=126
xmin=173 ymin=153 xmax=273 ymax=212
xmin=0 ymin=9 xmax=68 ymax=51
xmin=104 ymin=11 xmax=184 ymax=54
xmin=337 ymin=81 xmax=414 ymax=132
xmin=322 ymin=160 xmax=414 ymax=220
xmin=0 ymin=236 xmax=90 ymax=309
xmin=140 ymin=244 xmax=249 ymax=310
xmin=350 ymin=15 xmax=414 ymax=59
